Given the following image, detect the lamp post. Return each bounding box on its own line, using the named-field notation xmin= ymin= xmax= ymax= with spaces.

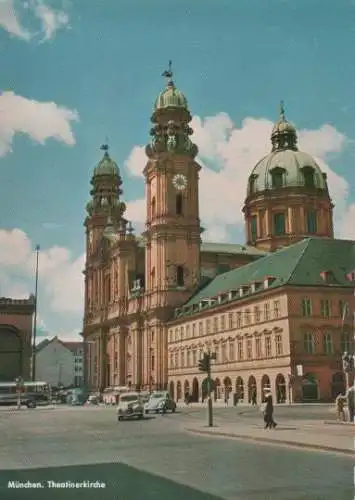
xmin=31 ymin=244 xmax=40 ymax=382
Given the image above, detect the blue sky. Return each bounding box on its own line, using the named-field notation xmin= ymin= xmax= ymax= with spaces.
xmin=1 ymin=0 xmax=355 ymax=341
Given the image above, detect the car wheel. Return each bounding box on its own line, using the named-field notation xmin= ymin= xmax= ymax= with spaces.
xmin=172 ymin=406 xmax=176 ymax=413
xmin=27 ymin=401 xmax=36 ymax=409
xmin=145 ymin=410 xmax=149 ymax=414
xmin=137 ymin=414 xmax=143 ymax=419
xmin=155 ymin=409 xmax=158 ymax=414
xmin=118 ymin=416 xmax=123 ymax=421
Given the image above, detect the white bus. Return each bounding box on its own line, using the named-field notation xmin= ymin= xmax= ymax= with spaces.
xmin=0 ymin=381 xmax=51 ymax=408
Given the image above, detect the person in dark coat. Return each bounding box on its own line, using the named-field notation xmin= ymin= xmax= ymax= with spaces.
xmin=263 ymin=393 xmax=277 ymax=429
xmin=346 ymin=386 xmax=354 ymax=422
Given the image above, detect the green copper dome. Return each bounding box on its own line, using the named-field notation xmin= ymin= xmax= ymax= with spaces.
xmin=247 ymin=102 xmax=328 ymax=196
xmin=93 ymin=146 xmax=119 ymax=177
xmin=154 ymin=81 xmax=188 ymax=110
xmin=248 ymin=150 xmax=328 ymax=195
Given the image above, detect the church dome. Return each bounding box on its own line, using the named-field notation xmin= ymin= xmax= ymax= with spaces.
xmin=154 ymin=81 xmax=188 ymax=110
xmin=247 ymin=102 xmax=328 ymax=196
xmin=93 ymin=145 xmax=119 ymax=177
xmin=248 ymin=150 xmax=328 ymax=195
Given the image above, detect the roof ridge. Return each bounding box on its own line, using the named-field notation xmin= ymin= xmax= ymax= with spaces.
xmin=284 ymin=238 xmax=311 ymax=284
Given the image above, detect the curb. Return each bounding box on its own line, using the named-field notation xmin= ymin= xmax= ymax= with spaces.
xmin=323 ymin=420 xmax=354 ymax=427
xmin=184 ymin=428 xmax=355 ymax=457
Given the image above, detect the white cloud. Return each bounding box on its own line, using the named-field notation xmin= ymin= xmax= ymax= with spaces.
xmin=0 ymin=91 xmax=79 ymax=156
xmin=124 ymin=113 xmax=353 ymax=241
xmin=124 ymin=145 xmax=146 ymax=177
xmin=34 ymin=1 xmax=68 ymax=41
xmin=0 ymin=228 xmax=84 ymax=313
xmin=0 ymin=0 xmax=31 ymax=40
xmin=0 ymin=0 xmax=69 ymax=41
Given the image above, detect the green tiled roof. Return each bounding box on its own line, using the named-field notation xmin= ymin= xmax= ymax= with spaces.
xmin=178 ymin=238 xmax=355 ymax=317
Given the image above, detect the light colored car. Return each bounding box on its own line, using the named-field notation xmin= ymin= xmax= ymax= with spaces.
xmin=116 ymin=392 xmax=144 ymax=421
xmin=145 ymin=391 xmax=176 ymax=414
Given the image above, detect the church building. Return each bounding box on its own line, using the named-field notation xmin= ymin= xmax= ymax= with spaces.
xmin=82 ymin=66 xmax=355 ymax=403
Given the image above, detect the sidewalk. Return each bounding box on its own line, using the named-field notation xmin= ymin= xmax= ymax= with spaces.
xmin=183 ymin=418 xmax=355 ymax=456
xmin=178 ymin=401 xmax=333 ymax=408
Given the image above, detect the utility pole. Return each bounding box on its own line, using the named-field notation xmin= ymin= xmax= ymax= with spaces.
xmin=31 ymin=244 xmax=40 ymax=382
xmin=198 ymin=351 xmax=216 ymax=427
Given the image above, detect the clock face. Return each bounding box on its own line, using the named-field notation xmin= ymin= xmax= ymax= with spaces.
xmin=172 ymin=173 xmax=188 ymax=191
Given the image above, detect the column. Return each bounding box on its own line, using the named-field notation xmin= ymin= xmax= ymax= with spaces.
xmin=287 ymin=206 xmax=293 ymax=234
xmin=299 ymin=206 xmax=305 ymax=234
xmin=118 ymin=327 xmax=126 ymax=386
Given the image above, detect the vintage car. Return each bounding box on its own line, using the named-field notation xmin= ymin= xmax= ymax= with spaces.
xmin=144 ymin=391 xmax=176 ymax=414
xmin=116 ymin=392 xmax=144 ymax=421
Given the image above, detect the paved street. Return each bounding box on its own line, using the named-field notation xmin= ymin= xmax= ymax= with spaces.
xmin=0 ymin=405 xmax=353 ymax=500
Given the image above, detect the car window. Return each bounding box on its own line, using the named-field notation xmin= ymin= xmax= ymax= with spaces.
xmin=120 ymin=395 xmax=138 ymax=402
xmin=151 ymin=393 xmax=166 ymax=399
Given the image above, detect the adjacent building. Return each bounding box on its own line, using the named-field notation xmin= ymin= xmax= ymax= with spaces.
xmin=0 ymin=296 xmax=35 ymax=381
xmin=35 ymin=337 xmax=84 ymax=387
xmin=82 ymin=66 xmax=354 ymax=402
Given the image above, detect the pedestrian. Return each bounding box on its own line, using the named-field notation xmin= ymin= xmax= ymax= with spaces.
xmin=251 ymin=389 xmax=257 ymax=406
xmin=184 ymin=391 xmax=190 ymax=406
xmin=224 ymin=390 xmax=229 ymax=407
xmin=335 ymin=393 xmax=346 ymax=422
xmin=263 ymin=393 xmax=277 ymax=429
xmin=346 ymin=386 xmax=354 ymax=423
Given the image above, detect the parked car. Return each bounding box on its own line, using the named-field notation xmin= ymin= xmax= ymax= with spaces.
xmin=139 ymin=391 xmax=151 ymax=404
xmin=117 ymin=392 xmax=144 ymax=421
xmin=145 ymin=391 xmax=176 ymax=414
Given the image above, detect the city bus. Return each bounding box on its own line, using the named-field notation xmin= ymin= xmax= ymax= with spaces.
xmin=0 ymin=381 xmax=51 ymax=408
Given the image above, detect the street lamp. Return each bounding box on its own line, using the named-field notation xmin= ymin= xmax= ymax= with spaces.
xmin=31 ymin=244 xmax=40 ymax=382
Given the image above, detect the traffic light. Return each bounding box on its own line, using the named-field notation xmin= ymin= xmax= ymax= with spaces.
xmin=198 ymin=353 xmax=210 ymax=373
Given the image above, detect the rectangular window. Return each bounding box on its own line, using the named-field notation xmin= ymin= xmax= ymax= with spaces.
xmin=199 ymin=322 xmax=203 ymax=336
xmin=264 ymin=303 xmax=270 ymax=321
xmin=301 ymin=298 xmax=312 ymax=317
xmin=186 ymin=325 xmax=190 ymax=338
xmin=245 ymin=309 xmax=251 ymax=325
xmin=273 ymin=213 xmax=286 ymax=236
xmin=237 ymin=339 xmax=243 ymax=360
xmin=192 ymin=350 xmax=197 ymax=366
xmin=306 ymin=210 xmax=317 ymax=234
xmin=254 ymin=306 xmax=261 ymax=322
xmin=236 ymin=312 xmax=242 ymax=328
xmin=228 ymin=312 xmax=233 ymax=329
xmin=273 ymin=300 xmax=280 ymax=318
xmin=229 ymin=341 xmax=234 ymax=360
xmin=275 ymin=335 xmax=283 ymax=356
xmin=221 ymin=343 xmax=227 ymax=362
xmin=250 ymin=215 xmax=257 ymax=241
xmin=246 ymin=339 xmax=253 ymax=359
xmin=265 ymin=337 xmax=272 ymax=357
xmin=320 ymin=299 xmax=331 ymax=318
xmin=323 ymin=333 xmax=333 ymax=354
xmin=192 ymin=324 xmax=196 ymax=337
xmin=206 ymin=319 xmax=211 ymax=334
xmin=255 ymin=338 xmax=262 ymax=358
xmin=220 ymin=315 xmax=226 ymax=331
xmin=213 ymin=317 xmax=218 ymax=332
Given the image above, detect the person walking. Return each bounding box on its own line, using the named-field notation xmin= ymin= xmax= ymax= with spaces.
xmin=263 ymin=393 xmax=277 ymax=429
xmin=251 ymin=389 xmax=257 ymax=406
xmin=335 ymin=393 xmax=346 ymax=422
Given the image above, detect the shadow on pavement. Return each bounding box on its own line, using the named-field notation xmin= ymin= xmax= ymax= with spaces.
xmin=0 ymin=462 xmax=223 ymax=500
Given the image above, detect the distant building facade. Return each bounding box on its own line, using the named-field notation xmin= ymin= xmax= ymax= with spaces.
xmin=82 ymin=67 xmax=354 ymax=402
xmin=0 ymin=296 xmax=35 ymax=381
xmin=36 ymin=337 xmax=84 ymax=387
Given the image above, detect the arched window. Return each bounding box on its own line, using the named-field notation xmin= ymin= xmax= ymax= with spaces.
xmin=323 ymin=332 xmax=333 ymax=354
xmin=306 ymin=209 xmax=317 ymax=234
xmin=304 ymin=332 xmax=315 ymax=354
xmin=273 ymin=212 xmax=286 ymax=235
xmin=151 ymin=197 xmax=156 ymax=218
xmin=249 ymin=174 xmax=258 ymax=194
xmin=176 ymin=266 xmax=184 ymax=287
xmin=302 ymin=167 xmax=315 ymax=188
xmin=270 ymin=167 xmax=285 ymax=188
xmin=176 ymin=194 xmax=183 ymax=215
xmin=250 ymin=215 xmax=257 ymax=241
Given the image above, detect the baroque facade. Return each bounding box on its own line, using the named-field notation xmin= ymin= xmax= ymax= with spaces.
xmin=82 ymin=67 xmax=354 ymax=402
